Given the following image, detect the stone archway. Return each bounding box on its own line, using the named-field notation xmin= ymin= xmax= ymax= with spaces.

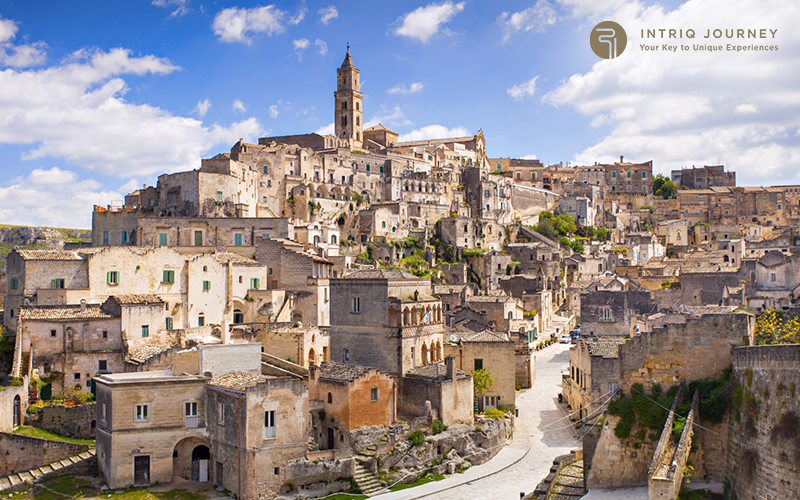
xmin=173 ymin=437 xmax=211 ymax=482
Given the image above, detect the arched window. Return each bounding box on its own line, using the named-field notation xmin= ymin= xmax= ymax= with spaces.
xmin=198 ymin=312 xmax=205 ymax=327
xmin=327 ymin=392 xmax=333 ymax=404
xmin=341 ymin=116 xmax=347 ymax=127
xmin=233 ymin=309 xmax=244 ymax=324
xmin=342 ymin=101 xmax=347 ymax=110
xmin=356 ymin=116 xmax=360 ymax=126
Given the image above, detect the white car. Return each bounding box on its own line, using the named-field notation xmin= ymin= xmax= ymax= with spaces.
xmin=559 ymin=334 xmax=571 ymax=344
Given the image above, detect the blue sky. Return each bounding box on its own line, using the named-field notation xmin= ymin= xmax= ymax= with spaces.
xmin=0 ymin=0 xmax=797 ymax=228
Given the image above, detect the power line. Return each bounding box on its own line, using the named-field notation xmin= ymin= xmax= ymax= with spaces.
xmin=540 ymin=387 xmax=618 ymax=430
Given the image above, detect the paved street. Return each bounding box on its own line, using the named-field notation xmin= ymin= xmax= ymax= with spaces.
xmin=374 ymin=341 xmax=577 ymax=500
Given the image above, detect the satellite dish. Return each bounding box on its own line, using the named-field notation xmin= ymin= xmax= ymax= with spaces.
xmin=449 ymin=334 xmax=458 ymax=342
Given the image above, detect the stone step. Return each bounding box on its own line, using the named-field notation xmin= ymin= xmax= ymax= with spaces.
xmin=29 ymin=469 xmax=43 ymax=479
xmin=18 ymin=472 xmax=34 ymax=483
xmin=60 ymin=459 xmax=72 ymax=467
xmin=78 ymin=452 xmax=92 ymax=460
xmin=68 ymin=456 xmax=81 ymax=464
xmin=7 ymin=475 xmax=21 ymax=486
xmin=0 ymin=477 xmax=12 ymax=491
xmin=50 ymin=461 xmax=64 ymax=471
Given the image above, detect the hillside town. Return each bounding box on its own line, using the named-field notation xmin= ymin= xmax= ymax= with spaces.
xmin=0 ymin=48 xmax=798 ymax=500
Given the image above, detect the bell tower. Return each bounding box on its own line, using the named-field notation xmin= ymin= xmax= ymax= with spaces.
xmin=334 ymin=45 xmax=363 ymax=148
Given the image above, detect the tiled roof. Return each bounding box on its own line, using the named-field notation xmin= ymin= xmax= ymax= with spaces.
xmin=586 ymin=340 xmax=624 ymax=359
xmin=208 ymin=372 xmax=270 ymax=391
xmin=468 ymin=295 xmax=512 ymax=303
xmin=214 ymin=252 xmax=260 ymax=265
xmin=128 ymin=344 xmax=172 ymax=363
xmin=15 ymin=250 xmax=81 ymax=260
xmin=19 ymin=305 xmax=116 ymax=321
xmin=453 ymin=330 xmax=511 ymax=342
xmin=405 ymin=362 xmax=469 ymax=380
xmin=315 ymin=361 xmax=373 ymax=381
xmin=343 ymin=269 xmax=419 ymax=280
xmin=113 ymin=294 xmax=164 ymax=305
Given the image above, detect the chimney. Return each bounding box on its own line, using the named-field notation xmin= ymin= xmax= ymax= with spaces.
xmin=620 ymin=156 xmax=624 ymax=163
xmin=445 ymin=355 xmax=455 ymax=380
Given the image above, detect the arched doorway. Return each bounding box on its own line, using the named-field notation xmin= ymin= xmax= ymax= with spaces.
xmin=309 ymin=348 xmax=317 ymax=366
xmin=233 ymin=309 xmax=244 ymax=324
xmin=173 ymin=437 xmax=211 ymax=482
xmin=192 ymin=445 xmax=211 ymax=482
xmin=12 ymin=395 xmax=20 ymax=427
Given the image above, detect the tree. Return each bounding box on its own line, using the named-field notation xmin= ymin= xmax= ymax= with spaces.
xmin=653 ymin=174 xmax=678 ymax=199
xmin=472 ymin=368 xmax=494 ymax=396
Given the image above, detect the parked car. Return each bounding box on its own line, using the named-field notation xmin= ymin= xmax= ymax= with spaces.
xmin=559 ymin=334 xmax=571 ymax=343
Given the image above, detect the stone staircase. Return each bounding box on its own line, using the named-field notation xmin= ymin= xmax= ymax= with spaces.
xmin=0 ymin=448 xmax=96 ymax=493
xmin=354 ymin=446 xmax=386 ymax=496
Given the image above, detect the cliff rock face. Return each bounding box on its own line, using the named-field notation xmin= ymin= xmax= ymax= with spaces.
xmin=0 ymin=226 xmax=90 ymax=249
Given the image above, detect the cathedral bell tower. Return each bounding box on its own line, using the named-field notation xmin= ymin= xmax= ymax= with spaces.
xmin=334 ymin=46 xmax=363 ymax=149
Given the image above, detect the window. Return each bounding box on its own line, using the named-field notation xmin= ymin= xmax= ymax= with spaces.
xmin=159 ymin=233 xmax=168 ymax=246
xmin=771 ymin=273 xmax=777 ymax=282
xmin=642 ymin=172 xmax=647 ymax=178
xmin=74 ymin=372 xmax=80 ymax=381
xmin=135 ymin=404 xmax=148 ymax=422
xmin=611 ymin=172 xmax=616 ymax=178
xmin=264 ymin=410 xmax=276 ymax=439
xmin=250 ymin=278 xmax=260 ymax=289
xmin=216 ymin=191 xmax=223 ymax=202
xmin=162 ymin=270 xmax=175 ymax=284
xmin=141 ymin=325 xmax=149 ymax=337
xmin=371 ymin=388 xmax=378 ymax=402
xmin=203 ymin=280 xmax=211 ymax=291
xmin=263 ymin=166 xmax=268 ymax=174
xmin=9 ymin=278 xmax=17 ymax=290
xmin=327 ymin=392 xmax=333 ymax=404
xmin=234 ymin=233 xmax=243 ymax=246
xmin=102 ymin=403 xmax=107 ymax=422
xmin=344 ymin=348 xmax=350 ymax=363
xmin=484 ymin=189 xmax=490 ymax=197
xmin=627 ymin=171 xmax=631 ymax=178
xmin=366 ymin=164 xmax=371 ymax=173
xmin=194 ymin=231 xmax=203 ymax=246
xmin=380 ymin=166 xmax=384 ymax=175
xmin=121 ymin=231 xmax=128 ymax=244
xmin=166 ymin=317 xmax=173 ymax=330
xmin=102 ymin=231 xmax=109 ymax=245
xmin=51 ymin=279 xmax=65 ymax=289
xmin=601 ymin=308 xmax=613 ymax=322
xmin=102 ymin=330 xmax=108 ymax=339
xmin=50 ymin=329 xmax=57 ymax=338
xmin=99 ymin=360 xmax=108 ymax=372
xmin=218 ymin=403 xmax=225 ymax=424
xmin=382 ymin=221 xmax=386 ymax=228
xmin=185 ymin=401 xmax=198 ymax=428
xmin=262 ymin=232 xmax=271 ymax=238
xmin=352 ymin=297 xmax=360 ymax=313
xmin=474 ymin=359 xmax=483 ymax=371
xmin=198 ymin=314 xmax=205 ymax=327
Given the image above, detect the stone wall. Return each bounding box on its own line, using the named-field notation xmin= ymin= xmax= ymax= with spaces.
xmin=0 ymin=432 xmax=89 ymax=474
xmin=34 ymin=403 xmax=96 ymax=439
xmin=725 ymin=345 xmax=800 ymax=500
xmin=586 ymin=414 xmax=658 ymax=488
xmin=0 ymin=384 xmax=27 ymax=432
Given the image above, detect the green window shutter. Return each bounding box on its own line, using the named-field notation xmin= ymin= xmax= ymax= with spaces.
xmin=251 ymin=278 xmax=259 ymax=289
xmin=159 ymin=233 xmax=168 ymax=245
xmin=166 ymin=317 xmax=173 ymax=330
xmin=474 ymin=359 xmax=483 ymax=371
xmin=51 ymin=279 xmax=57 ymax=289
xmin=142 ymin=325 xmax=149 ymax=337
xmin=198 ymin=315 xmax=205 ymax=327
xmin=163 ymin=270 xmax=174 ymax=284
xmin=10 ymin=278 xmax=17 ymax=289
xmin=217 ymin=191 xmax=223 ymax=202
xmin=234 ymin=233 xmax=243 ymax=246
xmin=203 ymin=281 xmax=211 ymax=291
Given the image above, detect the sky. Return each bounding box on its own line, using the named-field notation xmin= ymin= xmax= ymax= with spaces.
xmin=0 ymin=0 xmax=797 ymax=228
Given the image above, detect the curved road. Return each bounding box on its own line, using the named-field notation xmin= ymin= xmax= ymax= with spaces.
xmin=375 ymin=342 xmax=578 ymax=500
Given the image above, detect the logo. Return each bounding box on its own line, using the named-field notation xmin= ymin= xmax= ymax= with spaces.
xmin=590 ymin=21 xmax=627 ymax=59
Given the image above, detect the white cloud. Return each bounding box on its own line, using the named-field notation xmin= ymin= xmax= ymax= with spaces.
xmin=735 ymin=104 xmax=758 ymax=115
xmin=315 ymin=122 xmax=334 ymax=135
xmin=269 ymin=105 xmax=279 ymax=118
xmin=545 ymin=0 xmax=800 ymax=185
xmin=293 ymin=38 xmax=310 ymax=50
xmin=315 ymin=39 xmax=328 ymax=56
xmin=152 ymin=0 xmax=190 ymax=17
xmin=555 ymin=0 xmax=629 ymax=17
xmin=365 ymin=106 xmax=413 ymax=129
xmin=498 ymin=1 xmax=557 ymax=42
xmin=212 ymin=5 xmax=286 ymax=44
xmin=387 ymin=82 xmax=424 ymax=94
xmin=0 ymin=47 xmax=263 ymax=179
xmin=0 ymin=16 xmax=47 ymax=68
xmin=521 ymin=154 xmax=539 ymax=160
xmin=193 ymin=98 xmax=211 ymax=117
xmin=397 ymin=124 xmax=470 ymax=142
xmin=289 ymin=7 xmax=307 ymax=25
xmin=508 ymin=76 xmax=539 ymax=100
xmin=232 ymin=99 xmax=247 ymax=113
xmin=0 ymin=167 xmax=122 ymax=228
xmin=318 ymin=6 xmax=339 ymax=24
xmin=394 ymin=1 xmax=465 ymax=43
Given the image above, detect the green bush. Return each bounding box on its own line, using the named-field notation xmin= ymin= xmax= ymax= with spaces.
xmin=482 ymin=408 xmax=506 ymax=419
xmin=408 ymin=430 xmax=425 ymax=447
xmin=432 ymin=419 xmax=447 ymax=434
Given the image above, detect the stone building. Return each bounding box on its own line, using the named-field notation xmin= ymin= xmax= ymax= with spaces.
xmin=577 ymin=157 xmax=654 ymax=194
xmin=670 ymin=165 xmax=735 ymax=189
xmin=328 ymin=269 xmax=444 ymax=377
xmin=400 ymin=356 xmax=473 ymax=426
xmin=308 ymin=362 xmax=396 ymax=442
xmin=444 ymin=330 xmax=516 ymax=411
xmin=580 ymin=289 xmax=657 ymax=337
